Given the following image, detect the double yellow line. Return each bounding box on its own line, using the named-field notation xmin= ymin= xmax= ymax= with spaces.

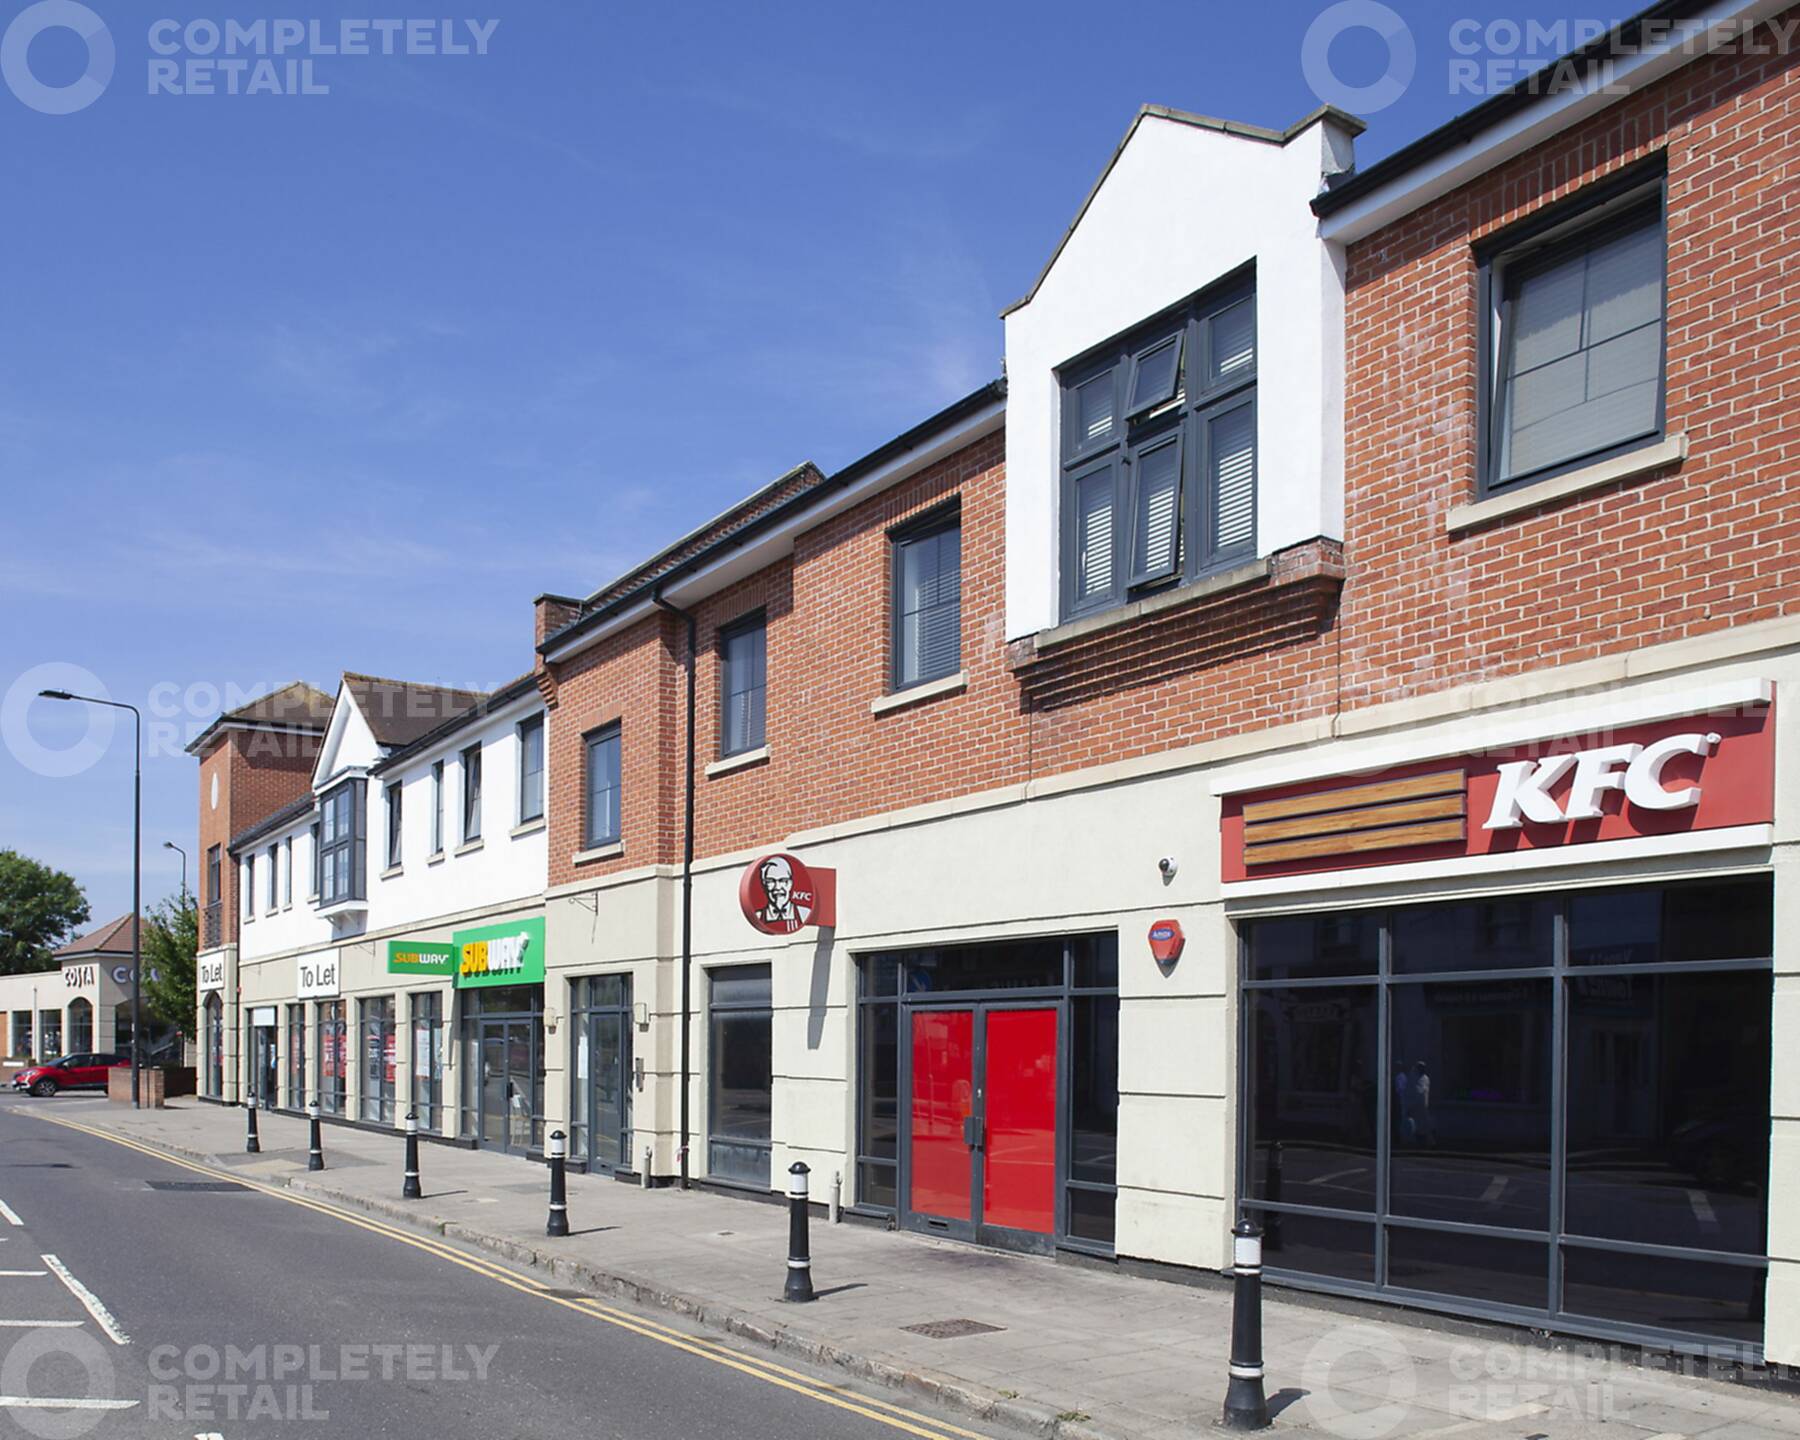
xmin=28 ymin=1112 xmax=995 ymax=1440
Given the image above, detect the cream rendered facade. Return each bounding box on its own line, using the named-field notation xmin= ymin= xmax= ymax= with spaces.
xmin=0 ymin=960 xmax=131 ymax=1065
xmin=214 ymin=681 xmax=548 ymax=1129
xmin=545 ymin=611 xmax=1799 ymax=1360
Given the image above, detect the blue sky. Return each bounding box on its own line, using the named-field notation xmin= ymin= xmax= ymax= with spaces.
xmin=0 ymin=0 xmax=1632 ymax=926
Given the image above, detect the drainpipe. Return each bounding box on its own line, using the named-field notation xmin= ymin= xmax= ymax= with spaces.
xmin=652 ymin=588 xmax=697 ymax=1190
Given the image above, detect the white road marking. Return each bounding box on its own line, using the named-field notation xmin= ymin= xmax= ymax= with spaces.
xmin=1688 ymin=1188 xmax=1719 ymax=1226
xmin=1308 ymin=1166 xmax=1367 ymax=1187
xmin=0 ymin=1396 xmax=138 ymax=1411
xmin=0 ymin=1198 xmax=22 ymax=1226
xmin=1478 ymin=1175 xmax=1510 ymax=1204
xmin=41 ymin=1255 xmax=129 ymax=1345
xmin=0 ymin=1320 xmax=83 ymax=1328
xmin=0 ymin=1270 xmax=46 ymax=1277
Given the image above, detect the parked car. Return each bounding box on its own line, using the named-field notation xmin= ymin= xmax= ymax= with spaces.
xmin=10 ymin=1053 xmax=130 ymax=1097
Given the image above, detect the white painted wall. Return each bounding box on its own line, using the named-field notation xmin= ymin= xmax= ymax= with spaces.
xmin=1003 ymin=110 xmax=1354 ymax=640
xmin=238 ymin=693 xmax=549 ymax=963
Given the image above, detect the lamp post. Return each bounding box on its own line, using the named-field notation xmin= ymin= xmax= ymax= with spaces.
xmin=39 ymin=689 xmax=142 ymax=1109
xmin=162 ymin=840 xmax=187 ymax=906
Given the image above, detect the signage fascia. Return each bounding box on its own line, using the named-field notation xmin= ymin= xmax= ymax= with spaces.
xmin=452 ymin=916 xmax=546 ymax=989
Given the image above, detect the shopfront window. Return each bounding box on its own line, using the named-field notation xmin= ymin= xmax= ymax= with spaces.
xmin=707 ymin=966 xmax=772 ymax=1186
xmin=1240 ymin=876 xmax=1772 ymax=1352
xmin=203 ymin=994 xmax=223 ymax=1097
xmin=316 ymin=1000 xmax=347 ymax=1116
xmin=410 ymin=991 xmax=445 ymax=1133
xmin=286 ymin=1004 xmax=306 ymax=1110
xmin=360 ymin=996 xmax=396 ymax=1124
xmin=37 ymin=1010 xmax=61 ymax=1061
xmin=67 ymin=997 xmax=93 ymax=1055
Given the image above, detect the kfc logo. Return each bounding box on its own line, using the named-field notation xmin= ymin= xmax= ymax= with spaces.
xmin=1484 ymin=731 xmax=1722 ymax=830
xmin=738 ymin=852 xmax=836 ymax=935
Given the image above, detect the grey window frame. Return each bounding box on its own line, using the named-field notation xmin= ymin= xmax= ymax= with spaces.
xmin=889 ymin=503 xmax=962 ymax=692
xmin=265 ymin=843 xmax=278 ymax=912
xmin=242 ymin=855 xmax=254 ymax=918
xmin=1236 ymin=876 xmax=1773 ymax=1359
xmin=517 ymin=715 xmax=545 ymax=824
xmin=1058 ymin=272 xmax=1258 ymax=622
xmin=706 ymin=963 xmax=773 ymax=1188
xmin=460 ymin=743 xmax=482 ymax=843
xmin=717 ymin=611 xmax=767 ymax=759
xmin=384 ymin=780 xmax=403 ymax=870
xmin=282 ymin=837 xmax=292 ymax=907
xmin=584 ymin=723 xmax=622 ymax=849
xmin=430 ymin=760 xmax=444 ymax=856
xmin=316 ymin=779 xmax=365 ymax=906
xmin=307 ymin=822 xmax=321 ymax=899
xmin=1477 ymin=163 xmax=1668 ymax=497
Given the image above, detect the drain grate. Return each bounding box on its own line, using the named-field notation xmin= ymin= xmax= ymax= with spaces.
xmin=144 ymin=1180 xmax=249 ymax=1193
xmin=900 ymin=1319 xmax=1005 ymax=1340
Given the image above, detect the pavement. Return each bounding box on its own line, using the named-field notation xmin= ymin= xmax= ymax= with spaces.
xmin=12 ymin=1092 xmax=1800 ymax=1440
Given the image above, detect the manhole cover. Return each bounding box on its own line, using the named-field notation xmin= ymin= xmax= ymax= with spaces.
xmin=900 ymin=1319 xmax=1005 ymax=1340
xmin=144 ymin=1180 xmax=249 ymax=1193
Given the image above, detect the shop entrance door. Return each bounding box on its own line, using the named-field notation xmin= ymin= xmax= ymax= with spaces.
xmin=906 ymin=1005 xmax=1058 ymax=1251
xmin=476 ymin=1019 xmax=537 ymax=1153
xmin=585 ymin=991 xmax=632 ymax=1173
xmin=251 ymin=1025 xmax=278 ymax=1108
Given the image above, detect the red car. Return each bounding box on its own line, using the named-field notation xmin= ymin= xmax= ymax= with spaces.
xmin=10 ymin=1053 xmax=129 ymax=1097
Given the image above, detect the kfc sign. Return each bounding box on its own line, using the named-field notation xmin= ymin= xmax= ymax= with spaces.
xmin=738 ymin=853 xmax=836 ymax=935
xmin=1221 ymin=702 xmax=1774 ymax=883
xmin=1486 ymin=732 xmax=1721 ymax=829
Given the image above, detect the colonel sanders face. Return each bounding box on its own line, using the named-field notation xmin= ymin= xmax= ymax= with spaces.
xmin=759 ymin=857 xmax=794 ymax=919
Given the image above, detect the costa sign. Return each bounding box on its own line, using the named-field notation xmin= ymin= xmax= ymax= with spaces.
xmin=1221 ymin=704 xmax=1774 ymax=882
xmin=738 ymin=853 xmax=836 ymax=935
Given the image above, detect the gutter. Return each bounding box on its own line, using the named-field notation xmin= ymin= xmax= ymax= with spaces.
xmin=651 ymin=587 xmax=698 ymax=1191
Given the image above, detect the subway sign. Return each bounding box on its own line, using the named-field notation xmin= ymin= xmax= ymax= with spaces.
xmin=452 ymin=916 xmax=546 ymax=989
xmin=386 ymin=939 xmax=456 ymax=978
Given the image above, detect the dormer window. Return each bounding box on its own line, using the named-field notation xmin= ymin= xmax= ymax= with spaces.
xmin=1059 ymin=276 xmax=1257 ymax=621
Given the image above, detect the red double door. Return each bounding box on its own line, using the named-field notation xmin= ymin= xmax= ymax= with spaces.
xmin=909 ymin=1006 xmax=1058 ymax=1247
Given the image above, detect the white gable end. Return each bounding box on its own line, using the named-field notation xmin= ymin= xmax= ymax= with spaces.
xmin=1003 ymin=107 xmax=1356 ymax=640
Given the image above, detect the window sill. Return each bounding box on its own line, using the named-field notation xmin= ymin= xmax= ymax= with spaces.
xmin=1447 ymin=433 xmax=1688 ymax=534
xmin=871 ymin=669 xmax=968 ymax=715
xmin=705 ymin=746 xmax=769 ymax=778
xmin=1033 ymin=557 xmax=1273 ymax=652
xmin=572 ymin=841 xmax=623 ymax=865
xmin=379 ymin=865 xmax=402 ymax=881
xmin=510 ymin=817 xmax=547 ymax=839
xmin=426 ymin=851 xmax=445 ymax=868
xmin=454 ymin=839 xmax=484 ymax=857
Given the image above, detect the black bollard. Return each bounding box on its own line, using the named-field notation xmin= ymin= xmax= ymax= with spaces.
xmin=307 ymin=1098 xmax=325 ymax=1172
xmin=546 ymin=1129 xmax=570 ymax=1237
xmin=402 ymin=1109 xmax=422 ymax=1200
xmin=245 ymin=1095 xmax=261 ymax=1154
xmin=1222 ymin=1217 xmax=1270 ymax=1430
xmin=783 ymin=1161 xmax=814 ymax=1303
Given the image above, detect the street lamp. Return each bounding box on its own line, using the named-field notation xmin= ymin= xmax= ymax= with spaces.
xmin=162 ymin=840 xmax=187 ymax=906
xmin=39 ymin=689 xmax=142 ymax=1109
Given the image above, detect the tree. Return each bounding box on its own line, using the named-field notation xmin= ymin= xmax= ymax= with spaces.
xmin=0 ymin=850 xmax=89 ymax=976
xmin=142 ymin=895 xmax=197 ymax=1041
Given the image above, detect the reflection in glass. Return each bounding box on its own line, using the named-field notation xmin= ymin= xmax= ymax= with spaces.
xmin=1565 ymin=969 xmax=1770 ymax=1253
xmin=1562 ymin=1246 xmax=1765 ymax=1344
xmin=1568 ymin=877 xmax=1772 ymax=966
xmin=1247 ymin=913 xmax=1379 ymax=981
xmin=709 ymin=965 xmax=773 ymax=1186
xmin=1389 ymin=979 xmax=1552 ymax=1229
xmin=1244 ymin=987 xmax=1379 ymax=1211
xmin=1258 ymin=1210 xmax=1375 ymax=1284
xmin=1390 ymin=896 xmax=1553 ymax=974
xmin=1388 ymin=1225 xmax=1547 ymax=1311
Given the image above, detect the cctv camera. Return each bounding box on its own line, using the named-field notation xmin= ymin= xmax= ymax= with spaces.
xmin=1157 ymin=856 xmax=1178 ymax=878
